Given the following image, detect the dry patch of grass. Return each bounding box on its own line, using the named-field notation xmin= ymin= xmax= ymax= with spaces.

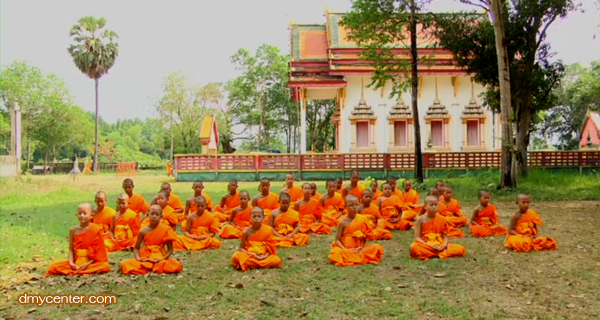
xmin=1 ymin=175 xmax=599 ymax=319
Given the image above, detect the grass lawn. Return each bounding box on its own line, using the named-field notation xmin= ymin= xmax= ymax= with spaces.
xmin=1 ymin=170 xmax=599 ymax=319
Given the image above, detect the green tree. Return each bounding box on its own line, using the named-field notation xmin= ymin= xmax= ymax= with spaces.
xmin=434 ymin=0 xmax=575 ymax=181
xmin=543 ymin=62 xmax=600 ymax=149
xmin=306 ymin=100 xmax=336 ymax=152
xmin=68 ymin=16 xmax=119 ymax=173
xmin=340 ymin=0 xmax=426 ymax=182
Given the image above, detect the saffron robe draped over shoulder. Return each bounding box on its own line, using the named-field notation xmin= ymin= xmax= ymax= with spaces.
xmin=93 ymin=206 xmax=116 ymax=236
xmin=410 ymin=214 xmax=466 ymax=260
xmin=121 ymin=223 xmax=183 ymax=275
xmin=213 ymin=192 xmax=240 ymax=222
xmin=402 ymin=189 xmax=422 ymax=220
xmin=438 ymin=199 xmax=469 ymax=228
xmin=372 ymin=190 xmax=383 ymax=201
xmin=379 ymin=196 xmax=412 ymax=230
xmin=129 ymin=193 xmax=150 ymax=215
xmin=174 ymin=211 xmax=221 ymax=251
xmin=256 ymin=192 xmax=280 ymax=224
xmin=505 ymin=210 xmax=557 ymax=252
xmin=361 ymin=204 xmax=392 ymax=240
xmin=282 ymin=186 xmax=304 ymax=203
xmin=470 ymin=204 xmax=508 ymax=237
xmin=347 ymin=184 xmax=367 ymax=202
xmin=392 ymin=189 xmax=403 ymax=199
xmin=46 ymin=224 xmax=110 ymax=276
xmin=105 ymin=209 xmax=141 ymax=252
xmin=312 ymin=192 xmax=322 ymax=201
xmin=329 ymin=214 xmax=384 ymax=267
xmin=220 ymin=206 xmax=252 ymax=239
xmin=271 ymin=209 xmax=310 ymax=248
xmin=141 ymin=205 xmax=177 ymax=230
xmin=297 ymin=198 xmax=331 ymax=234
xmin=321 ymin=193 xmax=345 ymax=227
xmin=231 ymin=225 xmax=282 ymax=271
xmin=181 ymin=192 xmax=216 ymax=229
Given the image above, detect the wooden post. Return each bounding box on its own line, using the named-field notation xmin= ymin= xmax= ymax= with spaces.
xmin=11 ymin=102 xmax=22 ymax=175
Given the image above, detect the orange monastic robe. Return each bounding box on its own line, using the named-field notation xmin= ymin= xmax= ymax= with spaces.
xmin=121 ymin=223 xmax=183 ymax=275
xmin=505 ymin=210 xmax=557 ymax=252
xmin=231 ymin=225 xmax=282 ymax=272
xmin=213 ymin=192 xmax=240 ymax=222
xmin=46 ymin=224 xmax=110 ymax=276
xmin=379 ymin=196 xmax=412 ymax=230
xmin=168 ymin=192 xmax=185 ymax=220
xmin=439 ymin=199 xmax=468 ymax=227
xmin=321 ymin=193 xmax=345 ymax=227
xmin=392 ymin=189 xmax=403 ymax=198
xmin=297 ymin=199 xmax=331 ymax=235
xmin=470 ymin=204 xmax=508 ymax=237
xmin=128 ymin=193 xmax=150 ymax=215
xmin=271 ymin=209 xmax=310 ymax=248
xmin=329 ymin=214 xmax=384 ymax=267
xmin=256 ymin=192 xmax=280 ymax=224
xmin=348 ymin=184 xmax=367 ymax=202
xmin=372 ymin=190 xmax=383 ymax=201
xmin=166 ymin=161 xmax=173 ymax=176
xmin=180 ymin=192 xmax=215 ymax=227
xmin=220 ymin=206 xmax=252 ymax=239
xmin=141 ymin=205 xmax=178 ymax=230
xmin=410 ymin=214 xmax=466 ymax=260
xmin=282 ymin=186 xmax=304 ymax=203
xmin=174 ymin=211 xmax=221 ymax=251
xmin=361 ymin=204 xmax=392 ymax=240
xmin=402 ymin=189 xmax=422 ymax=220
xmin=105 ymin=209 xmax=141 ymax=252
xmin=93 ymin=206 xmax=116 ymax=236
xmin=312 ymin=192 xmax=322 ymax=201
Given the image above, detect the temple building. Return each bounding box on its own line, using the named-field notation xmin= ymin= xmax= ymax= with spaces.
xmin=289 ymin=11 xmax=501 ymax=153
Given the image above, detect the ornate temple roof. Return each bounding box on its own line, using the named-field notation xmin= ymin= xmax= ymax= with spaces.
xmin=425 ymin=98 xmax=450 ymax=119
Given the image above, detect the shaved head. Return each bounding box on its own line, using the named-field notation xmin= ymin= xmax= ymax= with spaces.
xmin=95 ymin=191 xmax=107 ymax=199
xmin=517 ymin=194 xmax=531 ymax=201
xmin=78 ymin=202 xmax=93 ymax=213
xmin=118 ymin=193 xmax=130 ymax=200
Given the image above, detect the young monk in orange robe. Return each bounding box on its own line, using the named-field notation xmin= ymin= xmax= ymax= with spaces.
xmin=438 ymin=187 xmax=468 ymax=228
xmin=320 ymin=180 xmax=346 ymax=227
xmin=342 ymin=171 xmax=367 ymax=203
xmin=470 ymin=189 xmax=508 ymax=237
xmin=280 ymin=173 xmax=303 ymax=203
xmin=329 ymin=195 xmax=384 ymax=267
xmin=142 ymin=191 xmax=177 ymax=230
xmin=252 ymin=178 xmax=280 ymax=224
xmin=122 ymin=179 xmax=150 ymax=215
xmin=166 ymin=161 xmax=173 ymax=177
xmin=231 ymin=207 xmax=282 ymax=272
xmin=436 ymin=180 xmax=446 ymax=191
xmin=121 ymin=205 xmax=183 ymax=275
xmin=401 ymin=180 xmax=422 ymax=221
xmin=213 ymin=180 xmax=240 ymax=222
xmin=269 ymin=193 xmax=310 ymax=248
xmin=182 ymin=181 xmax=214 ymax=228
xmin=46 ymin=203 xmax=110 ymax=276
xmin=378 ymin=184 xmax=412 ymax=230
xmin=151 ymin=183 xmax=184 ymax=215
xmin=360 ymin=190 xmax=392 ymax=240
xmin=387 ymin=177 xmax=403 ymax=198
xmin=505 ymin=194 xmax=558 ymax=252
xmin=370 ymin=180 xmax=382 ymax=201
xmin=295 ymin=183 xmax=331 ymax=235
xmin=220 ymin=191 xmax=252 ymax=239
xmin=410 ymin=196 xmax=466 ymax=260
xmin=105 ymin=194 xmax=141 ymax=252
xmin=174 ymin=196 xmax=221 ymax=251
xmin=309 ymin=183 xmax=322 ymax=200
xmin=92 ymin=191 xmax=116 ymax=238
xmin=335 ymin=178 xmax=344 ymax=194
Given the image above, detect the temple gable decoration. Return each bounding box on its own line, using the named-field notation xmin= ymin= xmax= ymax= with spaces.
xmin=460 ymin=81 xmax=487 ymax=149
xmin=388 ymin=96 xmax=414 ymax=151
xmin=425 ymin=78 xmax=450 ymax=150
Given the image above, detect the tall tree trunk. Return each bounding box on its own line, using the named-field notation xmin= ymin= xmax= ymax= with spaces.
xmin=26 ymin=136 xmax=30 ymax=172
xmin=410 ymin=0 xmax=424 ymax=183
xmin=516 ymin=106 xmax=531 ymax=176
xmin=93 ymin=78 xmax=99 ymax=173
xmin=490 ymin=0 xmax=517 ymax=188
xmin=170 ymin=111 xmax=174 ymax=161
xmin=44 ymin=147 xmax=49 ymax=175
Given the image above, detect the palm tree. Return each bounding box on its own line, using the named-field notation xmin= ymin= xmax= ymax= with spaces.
xmin=68 ymin=16 xmax=118 ymax=173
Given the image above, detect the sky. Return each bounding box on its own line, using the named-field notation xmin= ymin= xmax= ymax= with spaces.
xmin=1 ymin=0 xmax=599 ymax=123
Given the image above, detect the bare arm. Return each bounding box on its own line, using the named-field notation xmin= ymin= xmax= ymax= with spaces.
xmin=183 ymin=215 xmax=197 ymax=239
xmin=133 ymin=231 xmax=146 ymax=262
xmin=109 ymin=215 xmax=117 ymax=240
xmin=470 ymin=207 xmax=481 ymax=225
xmin=251 ymin=197 xmax=259 ymax=207
xmin=184 ymin=199 xmax=192 ymax=218
xmin=334 ymin=223 xmax=346 ymax=249
xmin=220 ymin=194 xmax=228 ymax=208
xmin=228 ymin=209 xmax=238 ymax=224
xmin=68 ymin=228 xmax=77 ymax=270
xmin=508 ymin=212 xmax=520 ymax=235
xmin=162 ymin=241 xmax=174 ymax=260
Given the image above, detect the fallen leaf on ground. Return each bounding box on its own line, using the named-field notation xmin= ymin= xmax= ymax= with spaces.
xmin=433 ymin=273 xmax=446 ymax=278
xmin=506 ymin=284 xmax=514 ymax=290
xmin=235 ymin=283 xmax=244 ymax=289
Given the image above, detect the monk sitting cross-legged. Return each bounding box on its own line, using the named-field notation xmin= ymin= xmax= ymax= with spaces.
xmin=46 ymin=203 xmax=110 ymax=276
xmin=231 ymin=207 xmax=282 ymax=272
xmin=122 ymin=179 xmax=150 ymax=216
xmin=142 ymin=191 xmax=178 ymax=230
xmin=269 ymin=193 xmax=310 ymax=248
xmin=294 ymin=183 xmax=331 ymax=235
xmin=329 ymin=195 xmax=384 ymax=267
xmin=310 ymin=183 xmax=322 ymax=201
xmin=370 ymin=180 xmax=382 ymax=202
xmin=220 ymin=191 xmax=252 ymax=239
xmin=387 ymin=177 xmax=404 ymax=199
xmin=410 ymin=196 xmax=466 ymax=260
xmin=342 ymin=171 xmax=367 ymax=203
xmin=213 ymin=180 xmax=240 ymax=222
xmin=377 ymin=184 xmax=412 ymax=231
xmin=92 ymin=191 xmax=116 ymax=239
xmin=252 ymin=178 xmax=280 ymax=224
xmin=174 ymin=196 xmax=221 ymax=251
xmin=121 ymin=205 xmax=183 ymax=275
xmin=436 ymin=187 xmax=466 ymax=238
xmin=280 ymin=173 xmax=303 ymax=205
xmin=360 ymin=190 xmax=392 ymax=241
xmin=105 ymin=194 xmax=141 ymax=252
xmin=419 ymin=187 xmax=441 ymax=216
xmin=320 ymin=180 xmax=346 ymax=227
xmin=151 ymin=183 xmax=185 ymax=216
xmin=470 ymin=190 xmax=508 ymax=237
xmin=181 ymin=181 xmax=214 ymax=230
xmin=401 ymin=180 xmax=422 ymax=221
xmin=505 ymin=194 xmax=558 ymax=253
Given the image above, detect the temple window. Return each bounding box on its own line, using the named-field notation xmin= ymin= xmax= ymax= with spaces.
xmin=461 ymin=81 xmax=486 ymax=150
xmin=349 ymin=78 xmax=377 ymax=152
xmin=388 ymin=98 xmax=413 ymax=152
xmin=424 ymin=79 xmax=451 ymax=151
